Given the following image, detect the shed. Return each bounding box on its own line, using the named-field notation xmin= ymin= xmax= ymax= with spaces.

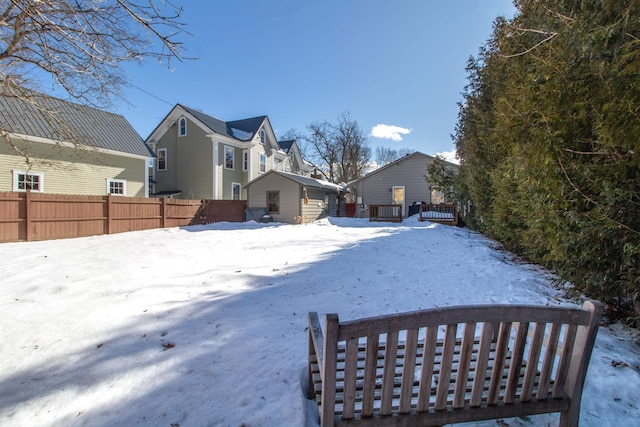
xmin=244 ymin=170 xmax=343 ymax=224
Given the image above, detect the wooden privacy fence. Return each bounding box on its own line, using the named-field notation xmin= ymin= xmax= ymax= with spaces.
xmin=0 ymin=191 xmax=247 ymax=243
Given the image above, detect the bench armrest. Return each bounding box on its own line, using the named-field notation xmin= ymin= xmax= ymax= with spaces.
xmin=308 ymin=312 xmax=324 ymax=372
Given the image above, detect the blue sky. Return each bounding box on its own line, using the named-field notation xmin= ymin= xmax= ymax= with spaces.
xmin=117 ymin=1 xmax=517 ymax=159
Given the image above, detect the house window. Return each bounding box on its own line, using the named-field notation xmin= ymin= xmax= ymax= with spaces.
xmin=259 ymin=153 xmax=266 ymax=173
xmin=267 ymin=191 xmax=279 ymax=214
xmin=274 ymin=158 xmax=282 ymax=171
xmin=243 ymin=150 xmax=248 ymax=171
xmin=259 ymin=129 xmax=266 ymax=144
xmin=157 ymin=148 xmax=167 ymax=171
xmin=108 ymin=179 xmax=126 ymax=196
xmin=179 ymin=117 xmax=187 ymax=137
xmin=232 ymin=182 xmax=241 ymax=200
xmin=224 ymin=145 xmax=234 ymax=169
xmin=13 ymin=170 xmax=44 ymax=192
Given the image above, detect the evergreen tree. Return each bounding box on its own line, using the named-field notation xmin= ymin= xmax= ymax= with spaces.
xmin=455 ymin=0 xmax=640 ymax=324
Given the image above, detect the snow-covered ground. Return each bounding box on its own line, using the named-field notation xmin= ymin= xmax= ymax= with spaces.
xmin=1 ymin=217 xmax=638 ymax=427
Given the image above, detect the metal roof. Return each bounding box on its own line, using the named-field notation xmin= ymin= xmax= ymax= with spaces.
xmin=0 ymin=93 xmax=152 ymax=157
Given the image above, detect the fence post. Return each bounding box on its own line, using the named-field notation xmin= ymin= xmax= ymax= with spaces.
xmin=107 ymin=194 xmax=113 ymax=234
xmin=161 ymin=197 xmax=167 ymax=228
xmin=25 ymin=190 xmax=31 ymax=241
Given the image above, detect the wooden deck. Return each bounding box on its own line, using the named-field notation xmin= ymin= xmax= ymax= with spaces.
xmin=369 ymin=204 xmax=402 ymax=223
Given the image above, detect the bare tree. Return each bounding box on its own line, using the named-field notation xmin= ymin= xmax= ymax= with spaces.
xmin=1 ymin=0 xmax=190 ymax=160
xmin=304 ymin=112 xmax=370 ymax=183
xmin=306 ymin=120 xmax=339 ymax=182
xmin=334 ymin=112 xmax=370 ymax=183
xmin=375 ymin=146 xmax=413 ymax=166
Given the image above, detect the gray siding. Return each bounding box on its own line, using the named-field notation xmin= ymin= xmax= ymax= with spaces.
xmin=353 ymin=153 xmax=435 ymax=218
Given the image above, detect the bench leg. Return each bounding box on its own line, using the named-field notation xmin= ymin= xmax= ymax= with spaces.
xmin=559 ymin=406 xmax=579 ymax=427
xmin=306 ymin=361 xmax=314 ymax=399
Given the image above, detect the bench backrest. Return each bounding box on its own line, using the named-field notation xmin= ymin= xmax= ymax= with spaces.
xmin=311 ymin=301 xmax=602 ymax=425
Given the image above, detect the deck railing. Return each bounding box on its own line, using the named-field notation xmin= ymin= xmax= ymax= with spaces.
xmin=369 ymin=204 xmax=403 ymax=222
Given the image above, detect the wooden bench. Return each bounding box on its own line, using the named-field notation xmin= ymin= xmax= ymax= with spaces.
xmin=307 ymin=301 xmax=602 ymax=426
xmin=418 ymin=203 xmax=458 ymax=226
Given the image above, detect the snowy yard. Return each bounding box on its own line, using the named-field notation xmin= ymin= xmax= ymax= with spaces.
xmin=1 ymin=217 xmax=639 ymax=426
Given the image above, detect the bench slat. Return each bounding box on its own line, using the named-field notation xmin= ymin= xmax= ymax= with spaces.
xmin=341 ymin=338 xmax=359 ymax=419
xmin=417 ymin=326 xmax=438 ymax=412
xmin=505 ymin=322 xmax=529 ymax=404
xmin=361 ymin=334 xmax=379 ymax=417
xmin=522 ymin=322 xmax=546 ymax=401
xmin=537 ymin=322 xmax=561 ymax=400
xmin=399 ymin=328 xmax=419 ymax=414
xmin=554 ymin=323 xmax=578 ymax=398
xmin=435 ymin=324 xmax=457 ymax=410
xmin=470 ymin=321 xmax=496 ymax=407
xmin=337 ymin=304 xmax=591 ymax=340
xmin=453 ymin=322 xmax=476 ymax=408
xmin=380 ymin=330 xmax=399 ymax=415
xmin=487 ymin=321 xmax=511 ymax=405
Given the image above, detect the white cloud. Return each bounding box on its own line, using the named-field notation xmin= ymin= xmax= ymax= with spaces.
xmin=435 ymin=149 xmax=460 ymax=165
xmin=370 ymin=124 xmax=412 ymax=141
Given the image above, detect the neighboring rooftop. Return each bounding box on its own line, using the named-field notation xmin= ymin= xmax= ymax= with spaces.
xmin=176 ymin=104 xmax=267 ymax=142
xmin=246 ymin=170 xmax=344 ymax=193
xmin=0 ymin=92 xmax=151 ymax=157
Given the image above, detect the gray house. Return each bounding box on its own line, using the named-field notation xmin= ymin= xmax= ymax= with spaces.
xmin=244 ymin=170 xmax=343 ymax=224
xmin=347 ymin=151 xmax=458 ymax=219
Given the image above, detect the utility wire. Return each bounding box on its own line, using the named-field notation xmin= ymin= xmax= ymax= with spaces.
xmin=129 ymin=83 xmax=173 ymax=106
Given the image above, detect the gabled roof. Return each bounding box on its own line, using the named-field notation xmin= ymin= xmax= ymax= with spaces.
xmin=179 ymin=104 xmax=228 ymax=135
xmin=347 ymin=151 xmax=458 ymax=187
xmin=155 ymin=104 xmax=269 ymax=143
xmin=245 ymin=170 xmax=344 ymax=193
xmin=226 ymin=116 xmax=268 ymax=142
xmin=0 ymin=92 xmax=151 ymax=157
xmin=278 ymin=139 xmax=294 ymax=153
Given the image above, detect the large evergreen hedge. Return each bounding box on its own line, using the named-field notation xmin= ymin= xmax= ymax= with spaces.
xmin=455 ymin=0 xmax=640 ymax=324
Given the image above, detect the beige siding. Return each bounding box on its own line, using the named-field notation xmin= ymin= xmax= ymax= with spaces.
xmin=301 ymin=188 xmax=333 ymax=223
xmin=217 ymin=142 xmax=245 ymax=199
xmin=155 ymin=117 xmax=214 ymax=199
xmin=246 ymin=173 xmax=301 ymax=224
xmin=0 ymin=138 xmax=147 ymax=197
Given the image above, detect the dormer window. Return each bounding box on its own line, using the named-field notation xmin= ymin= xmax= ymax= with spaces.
xmin=178 ymin=117 xmax=187 ymax=137
xmin=259 ymin=128 xmax=265 ymax=144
